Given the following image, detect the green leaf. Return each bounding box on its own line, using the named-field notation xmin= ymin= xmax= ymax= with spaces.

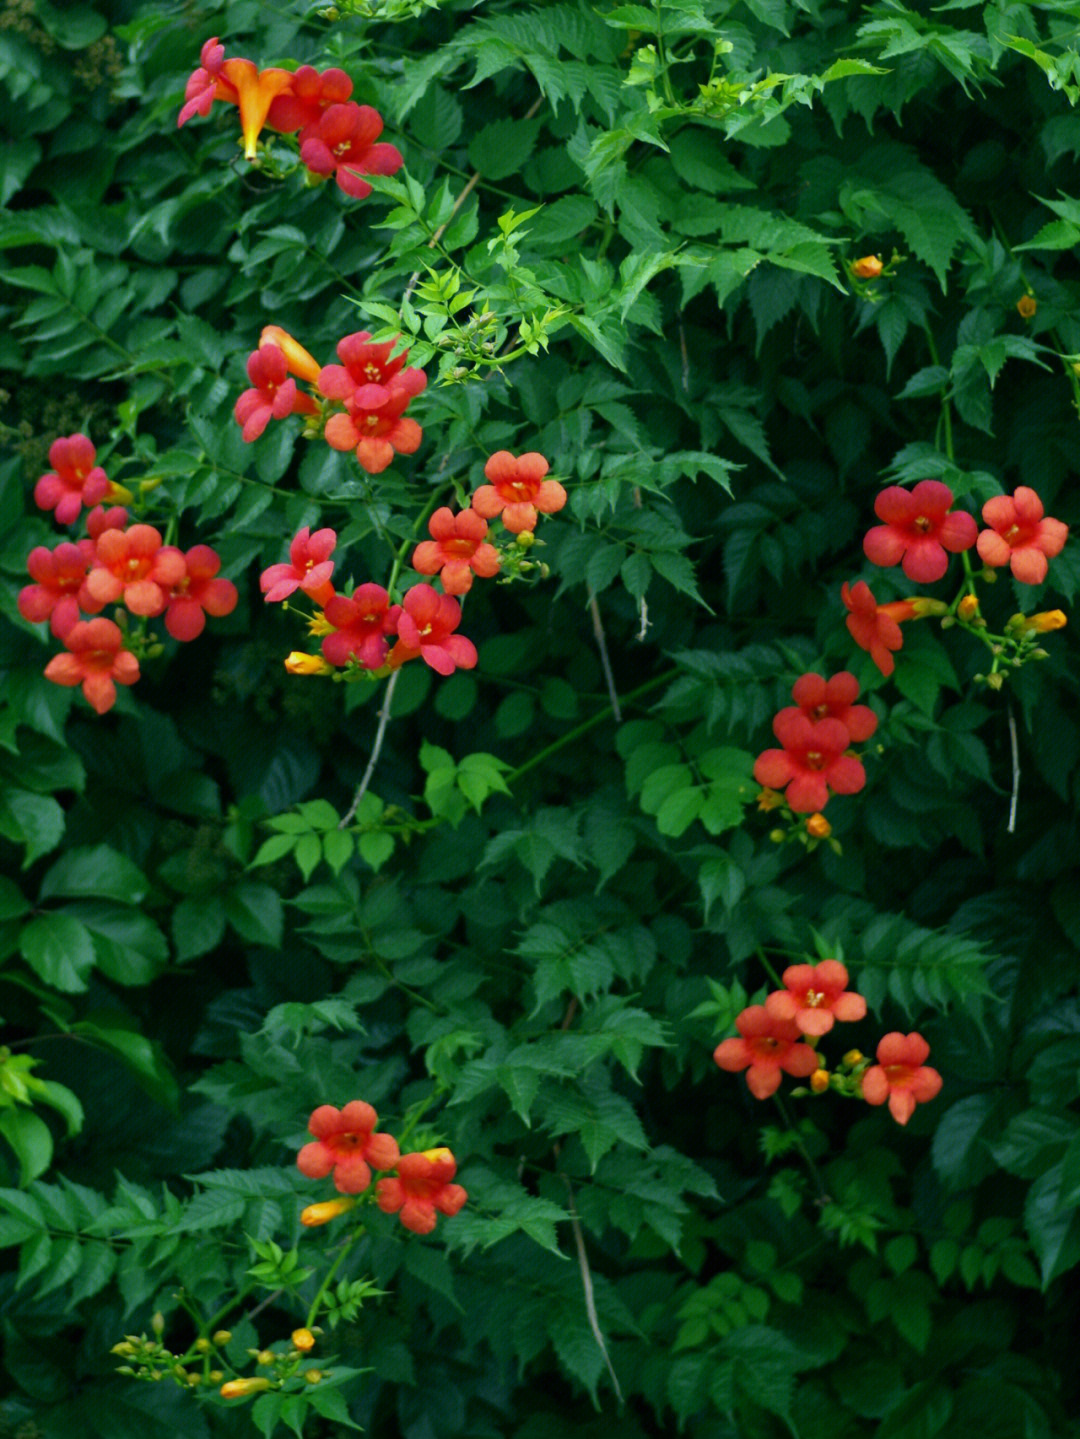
xmin=38 ymin=844 xmax=149 ymax=905
xmin=0 ymin=1108 xmax=53 ymax=1187
xmin=469 ymin=119 xmax=542 ymax=180
xmin=19 ymin=912 xmax=96 ymax=992
xmin=172 ymin=894 xmax=226 ymax=963
xmin=225 ymin=882 xmax=284 ymax=949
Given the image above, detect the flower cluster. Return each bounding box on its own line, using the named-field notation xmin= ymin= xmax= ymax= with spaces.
xmin=21 ymin=437 xmax=238 ymax=713
xmin=262 ymin=448 xmax=565 ymax=680
xmin=714 ymin=961 xmax=941 ymax=1125
xmin=296 ymin=1101 xmax=466 ymax=1235
xmin=235 ymin=326 xmax=426 ymax=476
xmin=178 ymin=39 xmax=404 ymax=196
xmin=752 ymin=671 xmax=873 ymax=817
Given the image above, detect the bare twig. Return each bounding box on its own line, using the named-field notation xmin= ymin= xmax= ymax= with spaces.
xmin=561 ymin=1173 xmax=624 ymax=1404
xmin=1007 ymin=704 xmax=1020 ymax=834
xmin=636 ymin=596 xmax=650 ymax=642
xmin=339 ymin=669 xmax=401 ymax=828
xmin=587 ymin=591 xmax=621 ymax=723
xmin=678 ymin=320 xmax=690 ymax=393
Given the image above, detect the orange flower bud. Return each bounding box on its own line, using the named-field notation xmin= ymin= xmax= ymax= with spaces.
xmin=291 ymin=1329 xmax=316 ymax=1352
xmin=851 ymin=255 xmax=883 ymax=279
xmin=220 ymin=1377 xmax=273 ymax=1399
xmin=810 ymin=1069 xmax=830 ymax=1093
xmin=1016 ymin=295 xmax=1037 ymax=318
xmin=259 ymin=326 xmax=323 ymax=385
xmin=1021 ymin=609 xmax=1066 ymax=633
xmin=805 ymin=813 xmax=831 ymax=839
xmin=284 ymin=651 xmax=333 ymax=676
xmin=300 ymin=1196 xmax=357 ymax=1227
xmin=957 ymin=594 xmax=979 ymax=621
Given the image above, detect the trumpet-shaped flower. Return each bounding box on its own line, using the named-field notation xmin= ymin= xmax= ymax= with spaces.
xmin=164 ymin=546 xmax=238 ymax=641
xmin=258 ymin=325 xmax=323 ymax=384
xmin=752 ymin=712 xmax=866 ymax=814
xmin=861 ymin=1032 xmax=942 ymax=1125
xmin=299 ymin=103 xmax=404 ymax=199
xmin=178 ymin=41 xmax=295 ymax=159
xmin=472 ymin=451 xmax=566 ymax=534
xmin=43 ymin=618 xmax=139 ymax=714
xmin=34 ymin=434 xmax=110 ymax=526
xmin=976 ymin=487 xmax=1068 ymax=585
xmin=863 ymin=481 xmax=977 ymax=583
xmin=840 ymin=581 xmax=943 ymax=678
xmin=296 ymin=1101 xmax=400 ymax=1194
xmin=412 ymin=508 xmax=501 ymax=594
xmin=19 ymin=543 xmax=90 ymax=637
xmin=84 ymin=524 xmax=186 ymax=616
xmin=376 ymin=1148 xmax=468 ymax=1234
xmin=388 ymin=584 xmax=477 ymax=676
xmin=321 ymin=584 xmax=399 ymax=669
xmin=235 ymin=345 xmax=319 ymax=443
xmin=260 ymin=526 xmax=337 ymax=605
xmin=713 ymin=1006 xmax=819 ymax=1099
xmin=777 ymin=671 xmax=877 ymax=743
xmin=764 ymin=960 xmax=867 ymax=1036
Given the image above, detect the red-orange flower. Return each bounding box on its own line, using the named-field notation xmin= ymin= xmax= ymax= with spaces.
xmin=713 ymin=1006 xmax=819 ymax=1099
xmin=164 ymin=546 xmax=238 ymax=641
xmin=387 ymin=584 xmax=477 ymax=676
xmin=19 ymin=543 xmax=90 ymax=638
xmin=752 ymin=712 xmax=866 ymax=814
xmin=261 ymin=526 xmax=337 ymax=605
xmin=265 ymin=63 xmax=353 ymax=133
xmin=34 ymin=434 xmax=109 ymax=526
xmin=412 ymin=508 xmax=501 ymax=594
xmin=976 ymin=487 xmax=1068 ymax=585
xmin=299 ymin=103 xmax=404 ymax=199
xmin=321 ymin=584 xmax=399 ymax=669
xmin=235 ymin=345 xmax=319 ymax=443
xmin=376 ymin=1148 xmax=468 ymax=1234
xmin=84 ymin=524 xmax=186 ymax=617
xmin=319 ymin=332 xmax=427 ymax=474
xmin=840 ymin=580 xmax=927 ymax=678
xmin=863 ymin=481 xmax=977 ymax=583
xmin=472 ymin=451 xmax=566 ymax=534
xmin=178 ymin=40 xmax=294 ymax=159
xmin=258 ymin=326 xmax=323 ymax=385
xmin=296 ymin=1101 xmax=400 ymax=1194
xmin=764 ymin=960 xmax=867 ymax=1037
xmin=861 ymin=1032 xmax=942 ymax=1125
xmin=43 ymin=618 xmax=139 ymax=714
xmin=777 ymin=672 xmax=877 ymax=743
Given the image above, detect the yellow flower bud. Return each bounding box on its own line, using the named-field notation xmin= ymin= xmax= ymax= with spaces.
xmin=1016 ymin=294 xmax=1037 ymax=318
xmin=220 ymin=1377 xmax=274 ymax=1399
xmin=810 ymin=1070 xmax=830 ymax=1094
xmin=851 ymin=255 xmax=883 ymax=279
xmin=909 ymin=597 xmax=949 ymax=618
xmin=421 ymin=1147 xmax=454 ymax=1164
xmin=139 ymin=477 xmax=163 ymax=493
xmin=957 ymin=594 xmax=979 ymax=621
xmin=256 ymin=1350 xmax=276 ymax=1367
xmin=300 ymin=1196 xmax=357 ymax=1227
xmin=284 ymin=652 xmax=333 ymax=676
xmin=151 ymin=1312 xmax=165 ymax=1335
xmin=212 ymin=1331 xmax=232 ymax=1346
xmin=805 ymin=813 xmax=831 ymax=839
xmin=842 ymin=1050 xmax=863 ymax=1068
xmin=106 ymin=481 xmax=136 ymax=505
xmin=208 ymin=1370 xmax=224 ymax=1383
xmin=194 ymin=1338 xmax=211 ymax=1353
xmin=1022 ymin=610 xmax=1066 ymax=634
xmin=291 ymin=1328 xmax=316 ymax=1352
xmin=305 ymin=1369 xmax=324 ymax=1384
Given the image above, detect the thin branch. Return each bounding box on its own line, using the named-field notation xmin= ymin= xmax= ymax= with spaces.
xmin=561 ymin=1173 xmax=625 ymax=1404
xmin=636 ymin=596 xmax=650 ymax=642
xmin=339 ymin=669 xmax=401 ymax=828
xmin=1007 ymin=704 xmax=1020 ymax=834
xmin=587 ymin=591 xmax=621 ymax=723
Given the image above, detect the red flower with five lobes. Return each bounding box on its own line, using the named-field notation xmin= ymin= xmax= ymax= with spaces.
xmin=318 ymin=331 xmax=427 ymax=407
xmin=83 ymin=505 xmax=128 ymax=545
xmin=324 ymin=393 xmax=423 ymax=474
xmin=265 ymin=63 xmax=353 ymax=133
xmin=713 ymin=1006 xmax=820 ymax=1099
xmin=34 ymin=434 xmax=109 ymax=526
xmin=861 ymin=1032 xmax=943 ymax=1126
xmin=840 ymin=580 xmax=934 ymax=678
xmin=472 ymin=451 xmax=566 ymax=534
xmin=752 ymin=712 xmax=866 ymax=814
xmin=164 ymin=546 xmax=238 ymax=641
xmin=321 ymin=584 xmax=400 ymax=669
xmin=234 ymin=345 xmax=319 ymax=443
xmin=297 ymin=1101 xmax=400 ymax=1195
xmin=376 ymin=1148 xmax=468 ymax=1235
xmin=863 ymin=481 xmax=977 ymax=583
xmin=83 ymin=524 xmax=186 ymax=617
xmin=19 ymin=544 xmax=90 ymax=638
xmin=412 ymin=508 xmax=501 ymax=595
xmin=764 ymin=960 xmax=867 ymax=1037
xmin=299 ymin=103 xmax=405 ymax=199
xmin=387 ymin=584 xmax=478 ymax=676
xmin=976 ymin=487 xmax=1069 ymax=585
xmin=43 ymin=618 xmax=139 ymax=715
xmin=261 ymin=526 xmax=338 ymax=606
xmin=777 ymin=671 xmax=877 ymax=743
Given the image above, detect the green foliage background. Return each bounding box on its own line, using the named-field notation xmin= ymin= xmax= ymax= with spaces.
xmin=2 ymin=0 xmax=1080 ymax=1435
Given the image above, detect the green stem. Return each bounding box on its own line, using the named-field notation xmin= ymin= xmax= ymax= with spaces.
xmin=395 ymin=1088 xmax=443 ymax=1151
xmin=504 ymin=668 xmax=678 ymax=786
xmin=772 ymin=1093 xmax=830 ymax=1205
xmin=755 ymin=947 xmax=785 ymax=990
xmin=385 ymin=486 xmax=447 ymax=598
xmin=305 ymin=1226 xmax=364 ymax=1329
xmin=923 ymin=325 xmax=955 ymax=462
